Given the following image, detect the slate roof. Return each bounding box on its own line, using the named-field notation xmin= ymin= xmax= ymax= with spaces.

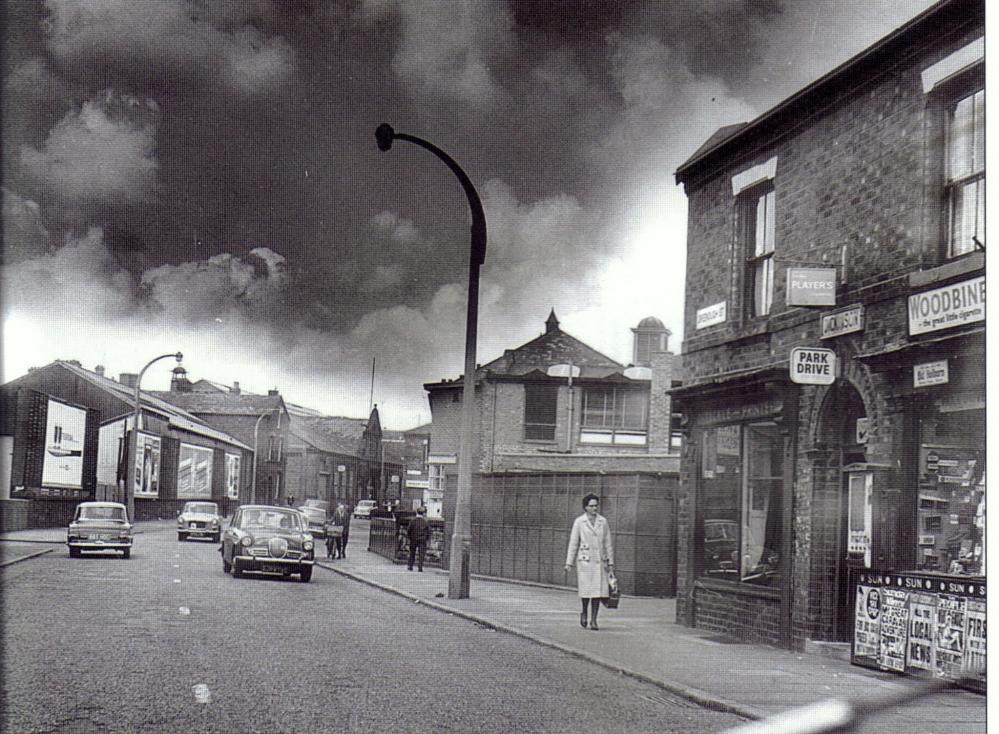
xmin=42 ymin=362 xmax=251 ymax=450
xmin=288 ymin=414 xmax=361 ymax=456
xmin=148 ymin=390 xmax=285 ymax=416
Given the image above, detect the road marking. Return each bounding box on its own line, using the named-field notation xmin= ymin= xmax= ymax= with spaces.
xmin=178 ymin=606 xmax=191 ymax=616
xmin=173 ymin=564 xmax=180 ymax=568
xmin=192 ymin=684 xmax=211 ymax=703
xmin=173 ymin=579 xmax=182 ymax=583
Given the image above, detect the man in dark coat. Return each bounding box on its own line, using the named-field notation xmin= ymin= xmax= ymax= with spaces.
xmin=328 ymin=503 xmax=351 ymax=559
xmin=407 ymin=506 xmax=431 ymax=572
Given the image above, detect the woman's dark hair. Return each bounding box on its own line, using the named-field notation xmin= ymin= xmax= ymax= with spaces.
xmin=582 ymin=493 xmax=600 ymax=509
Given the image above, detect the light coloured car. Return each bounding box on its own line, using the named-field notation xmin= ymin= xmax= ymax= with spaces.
xmin=353 ymin=499 xmax=377 ymax=519
xmin=303 ymin=499 xmax=329 ymax=514
xmin=177 ymin=501 xmax=222 ymax=542
xmin=67 ymin=501 xmax=133 ymax=559
xmin=220 ymin=505 xmax=314 ymax=582
xmin=296 ymin=505 xmax=327 ymax=539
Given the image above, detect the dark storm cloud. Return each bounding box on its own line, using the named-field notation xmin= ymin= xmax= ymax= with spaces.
xmin=2 ymin=0 xmax=937 ymax=425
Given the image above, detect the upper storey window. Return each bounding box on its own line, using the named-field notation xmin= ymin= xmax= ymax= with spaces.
xmin=742 ymin=183 xmax=776 ymax=318
xmin=523 ymin=383 xmax=558 ymax=441
xmin=946 ymin=88 xmax=985 ymax=258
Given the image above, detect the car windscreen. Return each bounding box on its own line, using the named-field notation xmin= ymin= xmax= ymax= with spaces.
xmin=238 ymin=510 xmax=301 ymax=530
xmin=185 ymin=503 xmax=218 ymax=514
xmin=78 ymin=506 xmax=126 ymax=521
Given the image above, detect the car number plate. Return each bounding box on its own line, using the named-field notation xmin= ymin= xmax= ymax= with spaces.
xmin=96 ymin=534 xmax=110 ymax=541
xmin=261 ymin=563 xmax=284 ymax=574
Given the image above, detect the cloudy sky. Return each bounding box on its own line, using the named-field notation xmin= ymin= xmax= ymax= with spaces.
xmin=2 ymin=0 xmax=938 ymax=428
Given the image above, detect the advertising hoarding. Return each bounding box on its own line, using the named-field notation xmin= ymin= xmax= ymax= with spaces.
xmin=41 ymin=399 xmax=86 ymax=489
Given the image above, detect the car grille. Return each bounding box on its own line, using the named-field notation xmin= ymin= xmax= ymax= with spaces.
xmin=247 ymin=547 xmax=303 ymax=560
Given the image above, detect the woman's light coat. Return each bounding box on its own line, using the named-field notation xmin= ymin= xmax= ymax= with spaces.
xmin=565 ymin=513 xmax=614 ymax=598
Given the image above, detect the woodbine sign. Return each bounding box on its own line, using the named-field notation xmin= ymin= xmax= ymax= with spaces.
xmin=908 ymin=276 xmax=985 ymax=336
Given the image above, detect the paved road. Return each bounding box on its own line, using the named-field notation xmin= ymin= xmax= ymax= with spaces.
xmin=2 ymin=524 xmax=743 ymax=733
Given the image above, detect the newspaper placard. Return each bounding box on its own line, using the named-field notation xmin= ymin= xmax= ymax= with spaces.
xmin=907 ymin=593 xmax=936 ymax=671
xmin=878 ymin=588 xmax=909 ymax=672
xmin=854 ymin=585 xmax=881 ymax=658
xmin=963 ymin=599 xmax=986 ymax=676
xmin=934 ymin=594 xmax=967 ymax=679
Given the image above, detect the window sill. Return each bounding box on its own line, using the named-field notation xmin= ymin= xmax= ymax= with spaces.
xmin=693 ymin=576 xmax=782 ymax=600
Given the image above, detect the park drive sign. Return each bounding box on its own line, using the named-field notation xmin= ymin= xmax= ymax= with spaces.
xmin=790 ymin=347 xmax=837 ymax=385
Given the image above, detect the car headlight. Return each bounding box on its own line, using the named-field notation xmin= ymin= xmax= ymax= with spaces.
xmin=239 ymin=534 xmax=253 ymax=547
xmin=177 ymin=516 xmax=186 ymax=525
xmin=303 ymin=540 xmax=314 ymax=551
xmin=211 ymin=519 xmax=220 ymax=527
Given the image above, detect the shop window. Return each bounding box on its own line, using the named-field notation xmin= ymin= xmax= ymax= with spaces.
xmin=581 ymin=387 xmax=648 ymax=445
xmin=177 ymin=443 xmax=213 ymax=499
xmin=523 ymin=383 xmax=558 ymax=441
xmin=741 ymin=183 xmax=776 ymax=318
xmin=946 ymin=88 xmax=985 ymax=258
xmin=915 ymin=409 xmax=985 ymax=576
xmin=699 ymin=423 xmax=784 ymax=586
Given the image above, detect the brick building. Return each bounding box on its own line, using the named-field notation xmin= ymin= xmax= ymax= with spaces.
xmin=0 ymin=361 xmax=251 ymax=528
xmin=672 ymin=0 xmax=984 ymax=670
xmin=424 ymin=311 xmax=682 ymax=595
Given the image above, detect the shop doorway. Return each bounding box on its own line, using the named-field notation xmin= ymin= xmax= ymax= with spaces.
xmin=817 ymin=381 xmax=868 ymax=641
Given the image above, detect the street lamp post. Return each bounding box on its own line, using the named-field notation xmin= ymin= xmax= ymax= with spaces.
xmin=128 ymin=352 xmax=183 ymax=522
xmin=376 ymin=123 xmax=486 ymax=599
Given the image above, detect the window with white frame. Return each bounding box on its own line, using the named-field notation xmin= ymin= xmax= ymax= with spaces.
xmin=225 ymin=452 xmax=240 ymax=499
xmin=580 ymin=387 xmax=648 ymax=445
xmin=267 ymin=435 xmax=283 ymax=461
xmin=742 ymin=183 xmax=776 ymax=318
xmin=946 ymin=88 xmax=985 ymax=257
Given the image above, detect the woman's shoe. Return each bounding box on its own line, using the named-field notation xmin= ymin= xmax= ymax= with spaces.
xmin=580 ymin=612 xmax=588 ymax=628
xmin=590 ymin=620 xmax=599 ymax=631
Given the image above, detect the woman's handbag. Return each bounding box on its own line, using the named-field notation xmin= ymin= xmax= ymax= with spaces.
xmin=604 ymin=573 xmax=620 ymax=609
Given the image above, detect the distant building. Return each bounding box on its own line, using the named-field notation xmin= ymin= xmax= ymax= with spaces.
xmin=1 ymin=361 xmax=251 ymax=529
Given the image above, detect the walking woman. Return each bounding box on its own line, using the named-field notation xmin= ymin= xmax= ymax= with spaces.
xmin=565 ymin=493 xmax=614 ymax=631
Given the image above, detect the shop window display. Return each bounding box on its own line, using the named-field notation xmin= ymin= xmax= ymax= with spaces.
xmin=700 ymin=423 xmax=784 ymax=586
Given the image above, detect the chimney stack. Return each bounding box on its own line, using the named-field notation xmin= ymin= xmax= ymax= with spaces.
xmin=232 ymin=381 xmax=241 ymax=394
xmin=94 ymin=365 xmax=106 ymax=377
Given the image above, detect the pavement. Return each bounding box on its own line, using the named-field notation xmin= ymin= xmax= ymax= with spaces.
xmin=1 ymin=519 xmax=987 ymax=733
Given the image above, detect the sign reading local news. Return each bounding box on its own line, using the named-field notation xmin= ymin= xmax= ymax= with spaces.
xmin=821 ymin=304 xmax=864 ymax=339
xmin=696 ymin=301 xmax=726 ymax=329
xmin=914 ymin=360 xmax=949 ymax=388
xmin=790 ymin=347 xmax=836 ymax=385
xmin=908 ymin=276 xmax=984 ymax=335
xmin=787 ymin=268 xmax=837 ymax=307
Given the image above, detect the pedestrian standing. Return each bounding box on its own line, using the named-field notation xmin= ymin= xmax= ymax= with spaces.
xmin=407 ymin=506 xmax=430 ymax=571
xmin=328 ymin=503 xmax=351 ymax=559
xmin=564 ymin=493 xmax=614 ymax=631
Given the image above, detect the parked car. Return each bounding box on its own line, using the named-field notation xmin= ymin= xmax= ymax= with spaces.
xmin=353 ymin=499 xmax=377 ymax=519
xmin=220 ymin=505 xmax=314 ymax=582
xmin=67 ymin=501 xmax=133 ymax=559
xmin=703 ymin=518 xmax=738 ymax=576
xmin=177 ymin=501 xmax=222 ymax=542
xmin=303 ymin=499 xmax=329 ymax=514
xmin=296 ymin=505 xmax=327 ymax=539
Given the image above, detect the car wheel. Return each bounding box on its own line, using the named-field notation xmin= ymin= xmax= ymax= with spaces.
xmin=69 ymin=547 xmax=81 ymax=558
xmin=299 ymin=566 xmax=313 ymax=583
xmin=178 ymin=532 xmax=186 ymax=542
xmin=122 ymin=548 xmax=131 ymax=559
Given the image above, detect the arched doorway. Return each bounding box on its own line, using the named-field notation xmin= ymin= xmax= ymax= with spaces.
xmin=815 ymin=380 xmax=869 ymax=641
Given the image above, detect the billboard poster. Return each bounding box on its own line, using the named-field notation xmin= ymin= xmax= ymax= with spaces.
xmin=934 ymin=594 xmax=966 ymax=679
xmin=225 ymin=453 xmax=240 ymax=499
xmin=963 ymin=599 xmax=986 ymax=676
xmin=907 ymin=593 xmax=936 ymax=671
xmin=133 ymin=433 xmax=161 ymax=497
xmin=878 ymin=588 xmax=909 ymax=672
xmin=41 ymin=399 xmax=86 ymax=488
xmin=177 ymin=443 xmax=213 ymax=499
xmin=854 ymin=585 xmax=881 ymax=658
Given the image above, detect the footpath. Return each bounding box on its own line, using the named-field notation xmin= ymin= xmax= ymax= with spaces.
xmin=1 ymin=520 xmax=986 ymax=733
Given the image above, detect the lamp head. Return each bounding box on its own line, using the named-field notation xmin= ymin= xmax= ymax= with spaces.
xmin=375 ymin=123 xmax=395 ymax=152
xmin=174 ymin=351 xmax=184 ymax=363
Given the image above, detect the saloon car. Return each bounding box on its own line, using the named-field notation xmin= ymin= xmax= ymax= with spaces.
xmin=177 ymin=501 xmax=222 ymax=542
xmin=353 ymin=499 xmax=377 ymax=519
xmin=67 ymin=501 xmax=133 ymax=558
xmin=296 ymin=505 xmax=327 ymax=539
xmin=220 ymin=505 xmax=314 ymax=582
